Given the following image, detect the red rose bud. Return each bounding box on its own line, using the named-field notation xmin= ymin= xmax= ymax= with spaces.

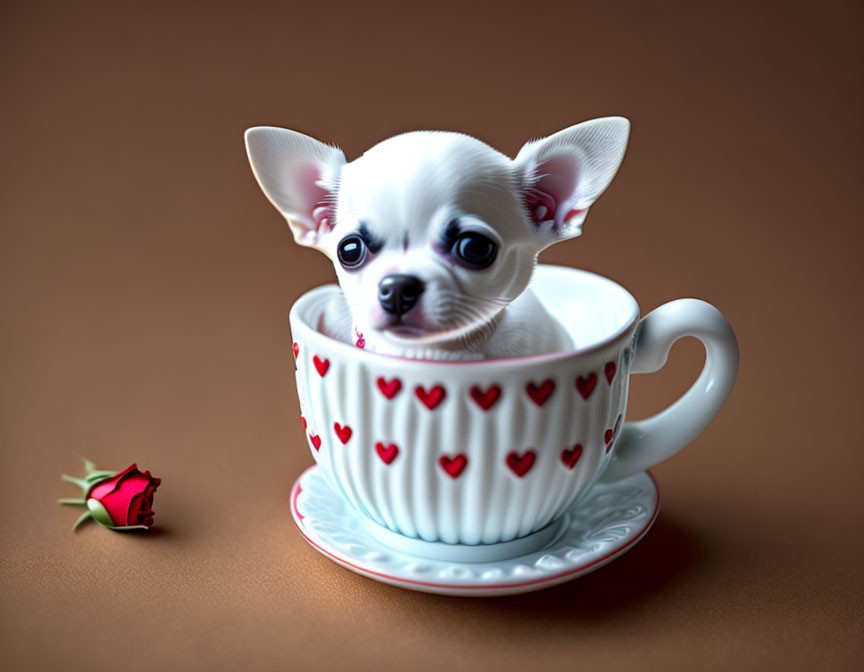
xmin=88 ymin=465 xmax=161 ymax=527
xmin=59 ymin=459 xmax=161 ymax=531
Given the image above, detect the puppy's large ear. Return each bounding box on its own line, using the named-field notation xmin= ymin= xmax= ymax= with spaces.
xmin=245 ymin=127 xmax=347 ymax=249
xmin=515 ymin=117 xmax=629 ymax=244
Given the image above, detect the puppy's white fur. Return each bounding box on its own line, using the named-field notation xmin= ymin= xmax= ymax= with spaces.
xmin=245 ymin=118 xmax=629 ymax=360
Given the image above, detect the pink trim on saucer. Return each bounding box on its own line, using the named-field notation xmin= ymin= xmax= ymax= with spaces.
xmin=289 ymin=466 xmax=660 ymax=592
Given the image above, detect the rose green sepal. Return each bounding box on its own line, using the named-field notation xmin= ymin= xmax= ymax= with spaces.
xmin=57 ymin=498 xmax=87 ymax=506
xmin=85 ymin=471 xmax=115 ymax=482
xmin=107 ymin=525 xmax=151 ymax=531
xmin=86 ymin=498 xmax=115 ymax=527
xmin=82 ymin=457 xmax=115 ymax=479
xmin=60 ymin=458 xmax=117 ymax=499
xmin=72 ymin=510 xmax=93 ymax=531
xmin=85 ymin=499 xmax=150 ymax=531
xmin=60 ymin=473 xmax=92 ymax=492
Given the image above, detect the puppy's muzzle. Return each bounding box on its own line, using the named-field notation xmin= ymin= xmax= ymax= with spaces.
xmin=378 ymin=274 xmax=425 ymax=316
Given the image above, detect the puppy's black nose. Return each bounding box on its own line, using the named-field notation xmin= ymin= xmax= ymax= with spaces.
xmin=378 ymin=274 xmax=425 ymax=316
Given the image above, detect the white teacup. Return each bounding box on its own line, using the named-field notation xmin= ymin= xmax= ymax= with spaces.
xmin=290 ymin=265 xmax=738 ymax=552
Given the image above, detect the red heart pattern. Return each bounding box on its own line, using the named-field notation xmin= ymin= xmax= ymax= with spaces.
xmin=375 ymin=442 xmax=399 ymax=465
xmin=334 ymin=422 xmax=352 ymax=445
xmin=576 ymin=373 xmax=598 ymax=400
xmin=292 ymin=342 xmax=299 ymax=358
xmin=561 ymin=444 xmax=583 ymax=469
xmin=470 ymin=384 xmax=501 ymax=411
xmin=313 ymin=355 xmax=330 ymax=377
xmin=525 ymin=379 xmax=555 ymax=406
xmin=415 ymin=385 xmax=446 ymax=410
xmin=605 ymin=414 xmax=623 ymax=452
xmin=506 ymin=450 xmax=536 ymax=477
xmin=300 ymin=357 xmax=624 ymax=472
xmin=376 ymin=377 xmax=402 ymax=399
xmin=439 ymin=454 xmax=467 ymax=478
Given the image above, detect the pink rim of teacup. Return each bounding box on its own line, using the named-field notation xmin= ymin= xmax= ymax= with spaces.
xmin=288 ymin=265 xmax=641 ymax=368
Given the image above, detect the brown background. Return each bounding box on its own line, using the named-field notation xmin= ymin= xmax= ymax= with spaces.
xmin=1 ymin=1 xmax=862 ymax=670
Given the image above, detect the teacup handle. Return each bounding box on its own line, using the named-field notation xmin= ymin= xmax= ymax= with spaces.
xmin=600 ymin=299 xmax=739 ymax=482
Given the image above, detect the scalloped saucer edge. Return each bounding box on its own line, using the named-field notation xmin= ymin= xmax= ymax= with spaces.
xmin=290 ymin=466 xmax=659 ymax=597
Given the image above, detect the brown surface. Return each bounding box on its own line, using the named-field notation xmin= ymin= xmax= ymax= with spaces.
xmin=1 ymin=0 xmax=863 ymax=670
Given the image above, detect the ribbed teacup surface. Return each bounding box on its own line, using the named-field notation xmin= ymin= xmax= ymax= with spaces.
xmin=290 ymin=266 xmax=639 ymax=545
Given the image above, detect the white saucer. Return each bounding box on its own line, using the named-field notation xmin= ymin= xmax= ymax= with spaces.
xmin=290 ymin=466 xmax=659 ymax=597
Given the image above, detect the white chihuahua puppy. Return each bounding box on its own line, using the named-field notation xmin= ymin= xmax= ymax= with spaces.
xmin=245 ymin=117 xmax=629 ymax=360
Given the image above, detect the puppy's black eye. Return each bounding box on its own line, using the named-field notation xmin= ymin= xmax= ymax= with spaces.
xmin=337 ymin=235 xmax=368 ymax=269
xmin=452 ymin=233 xmax=497 ymax=269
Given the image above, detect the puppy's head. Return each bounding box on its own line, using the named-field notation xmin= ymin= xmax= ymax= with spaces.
xmin=245 ymin=118 xmax=629 ymax=347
